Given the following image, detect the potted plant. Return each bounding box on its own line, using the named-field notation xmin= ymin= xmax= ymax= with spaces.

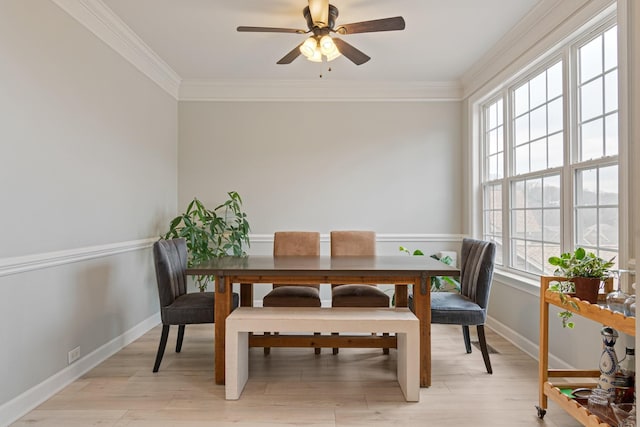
xmin=548 ymin=247 xmax=615 ymax=304
xmin=546 ymin=280 xmax=580 ymax=328
xmin=212 ymin=191 xmax=251 ymax=257
xmin=162 ymin=191 xmax=250 ymax=291
xmin=399 ymin=246 xmax=461 ymax=292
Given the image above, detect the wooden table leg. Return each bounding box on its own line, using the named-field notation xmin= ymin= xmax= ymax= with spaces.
xmin=412 ymin=276 xmax=431 ymax=387
xmin=395 ymin=285 xmax=408 ymax=307
xmin=215 ymin=275 xmax=233 ymax=385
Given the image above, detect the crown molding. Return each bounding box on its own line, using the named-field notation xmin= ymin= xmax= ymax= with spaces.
xmin=50 ymin=0 xmax=461 ymax=102
xmin=460 ymin=0 xmax=566 ymax=98
xmin=461 ymin=0 xmax=615 ymax=100
xmin=51 ymin=0 xmax=614 ymax=103
xmin=51 ymin=0 xmax=181 ymax=99
xmin=179 ymin=79 xmax=463 ymax=102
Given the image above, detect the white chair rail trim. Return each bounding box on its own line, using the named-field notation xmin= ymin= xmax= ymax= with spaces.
xmin=0 ymin=234 xmax=465 ymax=277
xmin=0 ymin=238 xmax=156 ymax=277
xmin=250 ymin=233 xmax=466 ymax=244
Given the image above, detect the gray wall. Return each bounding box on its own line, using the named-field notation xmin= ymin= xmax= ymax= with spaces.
xmin=178 ymin=101 xmax=462 ymax=235
xmin=178 ymin=100 xmax=464 ymax=300
xmin=0 ymin=0 xmax=177 ymax=411
xmin=3 ymin=0 xmax=636 ymax=420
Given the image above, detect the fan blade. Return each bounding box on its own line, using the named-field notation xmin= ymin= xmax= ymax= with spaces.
xmin=308 ymin=0 xmax=329 ymax=27
xmin=277 ymin=43 xmax=303 ymax=64
xmin=332 ymin=38 xmax=370 ymax=65
xmin=237 ymin=26 xmax=306 ymax=34
xmin=335 ymin=16 xmax=405 ymax=34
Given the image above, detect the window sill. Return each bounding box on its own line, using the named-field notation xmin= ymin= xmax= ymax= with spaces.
xmin=493 ymin=268 xmax=540 ymax=297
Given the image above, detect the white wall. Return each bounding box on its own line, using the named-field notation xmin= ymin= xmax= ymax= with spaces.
xmin=178 ymin=100 xmax=464 ymax=300
xmin=178 ymin=101 xmax=462 ymax=234
xmin=0 ymin=0 xmax=177 ymax=420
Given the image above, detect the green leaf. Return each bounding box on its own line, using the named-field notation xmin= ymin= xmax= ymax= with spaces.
xmin=548 ymin=256 xmax=562 ymax=266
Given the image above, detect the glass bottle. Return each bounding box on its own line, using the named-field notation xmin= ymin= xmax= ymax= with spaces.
xmin=624 ymin=294 xmax=636 ymax=317
xmin=588 ymin=387 xmax=611 ymax=414
xmin=620 ymin=348 xmax=635 ymax=383
xmin=606 ymin=269 xmax=630 ymax=313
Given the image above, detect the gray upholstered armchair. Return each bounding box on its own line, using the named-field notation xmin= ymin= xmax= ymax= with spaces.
xmin=152 ymin=238 xmax=238 ymax=372
xmin=410 ymin=238 xmax=496 ymax=373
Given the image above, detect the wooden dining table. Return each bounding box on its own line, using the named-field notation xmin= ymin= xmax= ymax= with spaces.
xmin=187 ymin=255 xmax=460 ymax=387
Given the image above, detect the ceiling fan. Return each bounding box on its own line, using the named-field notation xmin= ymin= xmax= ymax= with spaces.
xmin=237 ymin=0 xmax=405 ymax=66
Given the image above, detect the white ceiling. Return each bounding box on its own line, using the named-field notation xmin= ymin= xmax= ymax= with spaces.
xmin=100 ymin=0 xmax=541 ymax=85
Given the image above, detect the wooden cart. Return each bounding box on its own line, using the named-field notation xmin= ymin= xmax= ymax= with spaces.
xmin=537 ymin=276 xmax=635 ymax=426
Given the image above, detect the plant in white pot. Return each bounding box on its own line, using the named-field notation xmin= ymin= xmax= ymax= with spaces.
xmin=162 ymin=191 xmax=250 ymax=291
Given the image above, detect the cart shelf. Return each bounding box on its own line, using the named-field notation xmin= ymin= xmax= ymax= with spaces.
xmin=537 ymin=276 xmax=635 ymax=426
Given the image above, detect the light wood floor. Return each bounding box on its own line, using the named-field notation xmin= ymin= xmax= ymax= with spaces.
xmin=13 ymin=324 xmax=584 ymax=426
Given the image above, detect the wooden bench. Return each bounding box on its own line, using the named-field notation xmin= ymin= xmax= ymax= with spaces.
xmin=225 ymin=307 xmax=420 ymax=402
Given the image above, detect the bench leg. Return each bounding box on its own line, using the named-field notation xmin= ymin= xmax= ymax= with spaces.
xmin=382 ymin=332 xmax=390 ymax=355
xmin=226 ymin=329 xmax=248 ymax=400
xmin=263 ymin=332 xmax=271 ymax=355
xmin=397 ymin=331 xmax=419 ymax=402
xmin=314 ymin=332 xmax=321 ymax=355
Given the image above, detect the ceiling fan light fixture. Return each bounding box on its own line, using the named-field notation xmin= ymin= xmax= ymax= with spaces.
xmin=319 ymin=35 xmax=335 ymax=54
xmin=239 ymin=2 xmax=405 ymax=66
xmin=307 ymin=47 xmax=322 ymax=62
xmin=325 ymin=48 xmax=341 ymax=61
xmin=319 ymin=35 xmax=340 ymax=61
xmin=300 ymin=37 xmax=318 ymax=58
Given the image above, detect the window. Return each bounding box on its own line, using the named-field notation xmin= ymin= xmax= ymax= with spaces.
xmin=513 ymin=62 xmax=564 ymax=175
xmin=481 ymin=22 xmax=619 ymax=276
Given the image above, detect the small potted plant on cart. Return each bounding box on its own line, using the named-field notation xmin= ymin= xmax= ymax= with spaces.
xmin=547 ymin=247 xmax=615 ymax=328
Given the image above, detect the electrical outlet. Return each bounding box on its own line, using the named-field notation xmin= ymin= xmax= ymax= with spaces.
xmin=68 ymin=346 xmax=80 ymax=364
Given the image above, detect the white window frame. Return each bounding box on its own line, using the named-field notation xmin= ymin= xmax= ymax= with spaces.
xmin=477 ymin=15 xmax=623 ymax=281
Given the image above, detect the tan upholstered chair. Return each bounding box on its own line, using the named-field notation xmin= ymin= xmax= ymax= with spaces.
xmin=262 ymin=231 xmax=321 ymax=354
xmin=330 ymin=230 xmax=390 ymax=354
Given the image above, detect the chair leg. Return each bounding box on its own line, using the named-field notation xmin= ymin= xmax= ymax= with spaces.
xmin=462 ymin=325 xmax=472 ymax=354
xmin=477 ymin=325 xmax=493 ymax=374
xmin=314 ymin=332 xmax=321 ymax=355
xmin=153 ymin=325 xmax=170 ymax=373
xmin=382 ymin=333 xmax=390 ymax=355
xmin=176 ymin=325 xmax=185 ymax=353
xmin=332 ymin=332 xmax=339 ymax=355
xmin=264 ymin=332 xmax=271 ymax=355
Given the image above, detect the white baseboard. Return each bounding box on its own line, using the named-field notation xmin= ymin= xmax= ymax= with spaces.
xmin=0 ymin=312 xmax=161 ymax=427
xmin=485 ymin=315 xmax=573 ymax=369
